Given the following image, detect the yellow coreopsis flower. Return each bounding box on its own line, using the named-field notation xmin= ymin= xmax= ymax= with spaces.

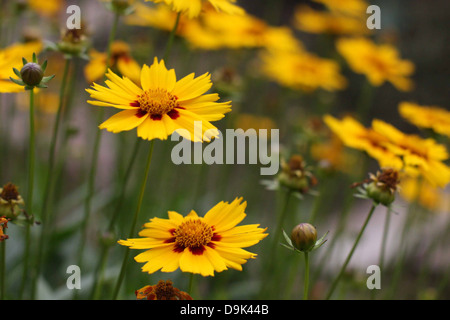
xmin=399 ymin=102 xmax=450 ymax=138
xmin=261 ymin=48 xmax=347 ymax=92
xmin=118 ymin=198 xmax=268 ymax=277
xmin=0 ymin=41 xmax=42 ymax=93
xmin=372 ymin=120 xmax=450 ymax=188
xmin=323 ymin=115 xmax=403 ymax=169
xmin=86 ymin=57 xmax=231 ymax=141
xmin=336 ymin=37 xmax=414 ymax=91
xmin=313 ymin=0 xmax=368 ymax=17
xmin=294 ymin=5 xmax=370 ymax=35
xmin=84 ymin=41 xmax=141 ymax=85
xmin=28 ymin=0 xmax=63 ymax=17
xmin=146 ymin=0 xmax=244 ymax=18
xmin=400 ymin=176 xmax=449 ymax=212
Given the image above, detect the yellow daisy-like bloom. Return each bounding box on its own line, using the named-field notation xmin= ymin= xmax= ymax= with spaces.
xmin=0 ymin=41 xmax=42 ymax=93
xmin=313 ymin=0 xmax=368 ymax=17
xmin=336 ymin=37 xmax=414 ymax=91
xmin=372 ymin=120 xmax=450 ymax=188
xmin=118 ymin=198 xmax=268 ymax=277
xmin=86 ymin=57 xmax=231 ymax=141
xmin=399 ymin=102 xmax=450 ymax=138
xmin=400 ymin=176 xmax=449 ymax=212
xmin=261 ymin=48 xmax=347 ymax=92
xmin=28 ymin=0 xmax=63 ymax=17
xmin=294 ymin=5 xmax=370 ymax=35
xmin=323 ymin=115 xmax=403 ymax=169
xmin=147 ymin=0 xmax=244 ymax=18
xmin=84 ymin=41 xmax=141 ymax=85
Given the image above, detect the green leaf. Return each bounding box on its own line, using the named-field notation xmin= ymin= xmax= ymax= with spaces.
xmin=41 ymin=74 xmax=55 ymax=83
xmin=282 ymin=229 xmax=293 ymax=247
xmin=13 ymin=67 xmax=21 ymax=78
xmin=9 ymin=77 xmax=25 ymax=86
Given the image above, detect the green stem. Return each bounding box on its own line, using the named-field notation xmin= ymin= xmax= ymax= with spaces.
xmin=303 ymin=252 xmax=310 ymax=300
xmin=162 ymin=12 xmax=181 ymax=61
xmin=112 ymin=140 xmax=155 ymax=300
xmin=25 ymin=89 xmax=36 ymax=299
xmin=75 ymin=12 xmax=120 ymax=299
xmin=188 ymin=273 xmax=195 ymax=296
xmin=90 ymin=138 xmax=141 ymax=300
xmin=30 ymin=58 xmax=71 ymax=299
xmin=326 ymin=203 xmax=377 ymax=300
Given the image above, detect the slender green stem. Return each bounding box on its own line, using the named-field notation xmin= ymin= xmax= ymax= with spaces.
xmin=74 ymin=13 xmax=120 ymax=300
xmin=112 ymin=140 xmax=155 ymax=300
xmin=326 ymin=203 xmax=377 ymax=300
xmin=162 ymin=12 xmax=181 ymax=61
xmin=90 ymin=138 xmax=141 ymax=299
xmin=0 ymin=241 xmax=5 ymax=300
xmin=30 ymin=58 xmax=71 ymax=299
xmin=188 ymin=273 xmax=195 ymax=296
xmin=303 ymin=252 xmax=310 ymax=300
xmin=25 ymin=89 xmax=35 ymax=299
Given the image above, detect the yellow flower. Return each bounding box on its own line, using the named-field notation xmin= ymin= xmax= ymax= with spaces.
xmin=336 ymin=37 xmax=414 ymax=91
xmin=135 ymin=280 xmax=193 ymax=300
xmin=372 ymin=120 xmax=450 ymax=188
xmin=261 ymin=48 xmax=347 ymax=92
xmin=146 ymin=0 xmax=245 ymax=18
xmin=28 ymin=0 xmax=62 ymax=17
xmin=234 ymin=113 xmax=276 ymax=137
xmin=125 ymin=3 xmax=189 ymax=33
xmin=323 ymin=115 xmax=403 ymax=169
xmin=399 ymin=102 xmax=450 ymax=138
xmin=294 ymin=5 xmax=370 ymax=35
xmin=400 ymin=176 xmax=449 ymax=212
xmin=84 ymin=41 xmax=141 ymax=85
xmin=313 ymin=0 xmax=369 ymax=17
xmin=118 ymin=198 xmax=268 ymax=277
xmin=86 ymin=57 xmax=231 ymax=141
xmin=310 ymin=134 xmax=357 ymax=172
xmin=0 ymin=41 xmax=42 ymax=93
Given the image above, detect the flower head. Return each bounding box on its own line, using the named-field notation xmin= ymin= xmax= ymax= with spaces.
xmin=10 ymin=53 xmax=55 ymax=90
xmin=0 ymin=41 xmax=42 ymax=93
xmin=135 ymin=280 xmax=193 ymax=300
xmin=147 ymin=0 xmax=245 ymax=19
xmin=261 ymin=48 xmax=347 ymax=92
xmin=278 ymin=155 xmax=318 ymax=194
xmin=399 ymin=102 xmax=450 ymax=138
xmin=86 ymin=57 xmax=231 ymax=141
xmin=336 ymin=37 xmax=414 ymax=91
xmin=354 ymin=168 xmax=400 ymax=206
xmin=84 ymin=41 xmax=141 ymax=85
xmin=0 ymin=183 xmax=25 ymax=220
xmin=118 ymin=198 xmax=268 ymax=277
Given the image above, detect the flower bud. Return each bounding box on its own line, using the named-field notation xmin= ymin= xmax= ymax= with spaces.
xmin=365 ymin=169 xmax=399 ymax=206
xmin=20 ymin=62 xmax=44 ymax=86
xmin=278 ymin=155 xmax=318 ymax=193
xmin=291 ymin=223 xmax=317 ymax=252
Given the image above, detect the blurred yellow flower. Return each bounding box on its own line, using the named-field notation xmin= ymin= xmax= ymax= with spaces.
xmin=84 ymin=41 xmax=141 ymax=85
xmin=28 ymin=0 xmax=62 ymax=17
xmin=399 ymin=102 xmax=450 ymax=138
xmin=261 ymin=48 xmax=347 ymax=92
xmin=310 ymin=134 xmax=357 ymax=172
xmin=86 ymin=57 xmax=231 ymax=141
xmin=336 ymin=37 xmax=414 ymax=91
xmin=146 ymin=0 xmax=245 ymax=18
xmin=118 ymin=198 xmax=268 ymax=277
xmin=294 ymin=5 xmax=370 ymax=35
xmin=313 ymin=0 xmax=368 ymax=17
xmin=372 ymin=120 xmax=450 ymax=188
xmin=234 ymin=113 xmax=276 ymax=137
xmin=400 ymin=176 xmax=449 ymax=212
xmin=0 ymin=41 xmax=42 ymax=93
xmin=323 ymin=115 xmax=403 ymax=169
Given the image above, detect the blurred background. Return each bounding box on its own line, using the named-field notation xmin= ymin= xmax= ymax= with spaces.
xmin=0 ymin=0 xmax=448 ymax=300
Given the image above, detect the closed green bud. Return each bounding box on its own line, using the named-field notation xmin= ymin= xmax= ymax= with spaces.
xmin=291 ymin=223 xmax=317 ymax=252
xmin=20 ymin=62 xmax=43 ymax=86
